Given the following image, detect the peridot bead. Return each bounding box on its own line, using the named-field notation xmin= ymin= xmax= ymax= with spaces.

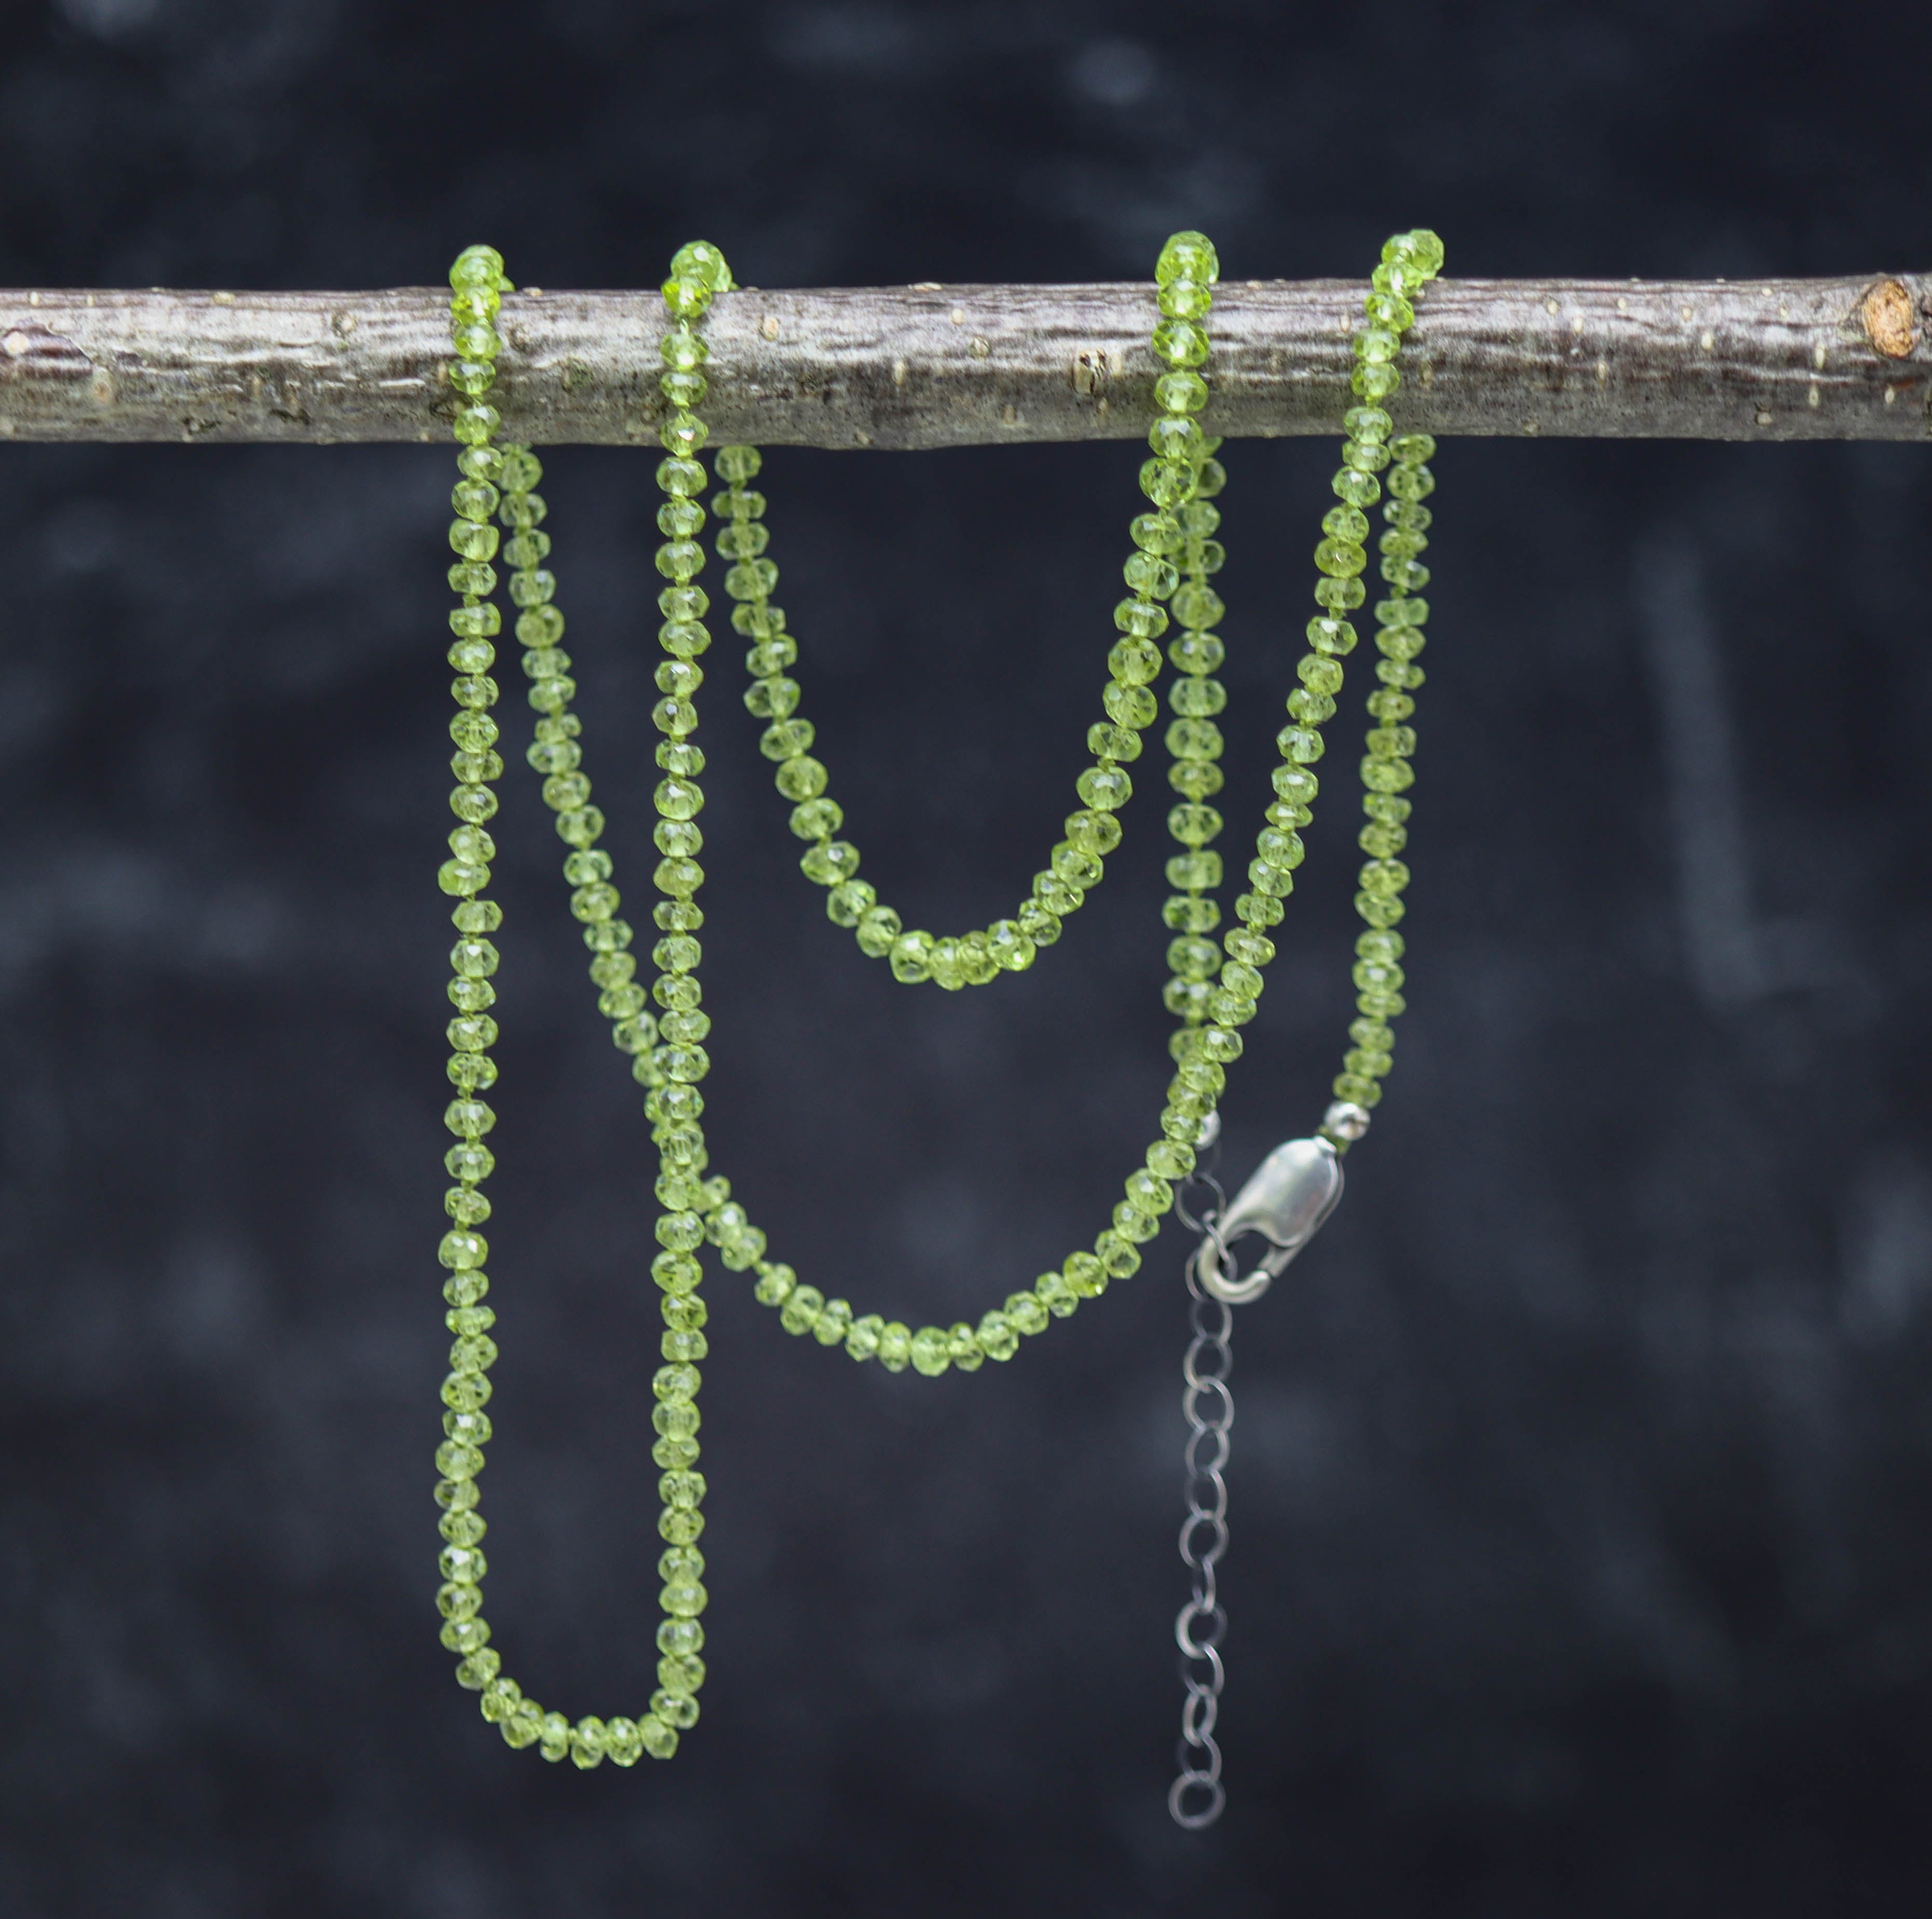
xmin=1156 ymin=231 xmax=1220 ymax=287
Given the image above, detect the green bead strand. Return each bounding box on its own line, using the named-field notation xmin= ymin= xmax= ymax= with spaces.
xmin=432 ymin=241 xmax=714 ymax=1769
xmin=427 ymin=229 xmax=1443 ymax=1776
xmin=1320 ymin=230 xmax=1441 ymax=1135
xmin=1150 ymin=233 xmax=1235 ymax=1017
xmin=688 ymin=247 xmax=1242 ymax=988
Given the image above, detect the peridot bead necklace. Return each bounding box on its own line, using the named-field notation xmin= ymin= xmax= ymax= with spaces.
xmin=426 ymin=228 xmax=1444 ymax=1819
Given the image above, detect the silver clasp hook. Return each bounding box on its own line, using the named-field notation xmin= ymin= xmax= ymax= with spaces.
xmin=1191 ymin=1135 xmax=1345 ymax=1306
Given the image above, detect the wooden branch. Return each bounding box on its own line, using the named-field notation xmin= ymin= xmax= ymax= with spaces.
xmin=0 ymin=275 xmax=1926 ymax=449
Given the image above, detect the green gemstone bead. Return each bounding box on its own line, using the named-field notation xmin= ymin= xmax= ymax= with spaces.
xmin=1157 ymin=279 xmax=1213 ymax=320
xmin=1064 ymin=1251 xmax=1107 ymax=1299
xmin=1154 ymin=369 xmax=1210 ymax=414
xmin=1131 ymin=512 xmax=1183 ymax=554
xmin=1168 ymin=676 xmax=1226 ymax=718
xmin=1156 ymin=231 xmax=1220 ymax=287
xmin=1151 ymin=317 xmax=1210 ymax=367
xmin=909 ymin=1327 xmax=951 ymax=1376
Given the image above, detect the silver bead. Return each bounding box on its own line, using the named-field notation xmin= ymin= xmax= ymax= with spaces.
xmin=1319 ymin=1099 xmax=1371 ymax=1143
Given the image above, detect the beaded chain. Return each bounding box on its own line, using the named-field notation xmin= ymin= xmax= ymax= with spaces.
xmin=423 ymin=229 xmax=1443 ymax=1780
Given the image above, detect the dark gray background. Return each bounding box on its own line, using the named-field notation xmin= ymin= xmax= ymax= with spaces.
xmin=4 ymin=2 xmax=1931 ymax=1913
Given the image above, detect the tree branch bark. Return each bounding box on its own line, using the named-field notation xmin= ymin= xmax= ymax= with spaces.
xmin=0 ymin=275 xmax=1926 ymax=449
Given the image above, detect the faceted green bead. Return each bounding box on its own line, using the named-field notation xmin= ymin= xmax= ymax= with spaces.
xmin=1063 ymin=809 xmax=1123 ymax=857
xmin=640 ymin=1715 xmax=679 ymax=1760
xmin=1095 ymin=1231 xmax=1142 ymax=1278
xmin=1167 ymin=935 xmax=1220 ymax=980
xmin=1164 ymin=976 xmax=1213 ymax=1020
xmin=1140 ymin=459 xmax=1197 ymax=509
xmin=1167 ymin=804 xmax=1222 ymax=849
xmin=1123 ymin=1168 xmax=1174 ymax=1214
xmin=1168 ymin=760 xmax=1224 ymax=800
xmin=449 ymin=245 xmax=505 ymax=292
xmin=1151 ymin=318 xmax=1210 ymax=367
xmin=1331 ymin=468 xmax=1380 ymax=508
xmin=775 ymin=755 xmax=828 ymax=800
xmin=1131 ymin=512 xmax=1183 ymax=554
xmin=657 ymin=456 xmax=706 ymax=496
xmin=605 ymin=1717 xmax=644 ymax=1766
xmin=800 ymin=840 xmax=860 ymax=886
xmin=1165 ymin=850 xmax=1222 ymax=891
xmin=1064 ymin=1252 xmax=1107 ymax=1299
xmin=672 ymin=241 xmax=735 ymax=291
xmin=1146 ymin=1139 xmax=1197 ymax=1180
xmin=652 ymin=1689 xmax=700 ymax=1730
xmin=1169 ymin=631 xmax=1225 ymax=674
xmin=788 ymin=797 xmax=841 ymax=840
xmin=780 ymin=1285 xmax=824 ymax=1335
xmin=890 ymin=930 xmax=934 ymax=984
xmin=909 ymin=1327 xmax=951 ymax=1376
xmin=845 ymin=1314 xmax=885 ymax=1361
xmin=1020 ymin=904 xmax=1066 ymax=950
xmin=877 ymin=1322 xmax=913 ymax=1371
xmin=1169 ymin=675 xmax=1226 ymax=718
xmin=989 ymin=916 xmax=1036 ymax=966
xmin=1004 ymin=1291 xmax=1048 ymax=1335
xmin=744 ymin=675 xmax=799 ymax=719
xmin=1123 ymin=550 xmax=1180 ymax=598
xmin=1154 ymin=369 xmax=1210 ymax=413
xmin=928 ymin=938 xmax=967 ymax=991
xmin=1077 ymin=763 xmax=1133 ymax=811
xmin=1167 ymin=719 xmax=1223 ymax=761
xmin=752 ymin=1262 xmax=795 ymax=1307
xmin=947 ymin=1323 xmax=984 ymax=1371
xmin=1170 ymin=583 xmax=1223 ymax=629
xmin=1102 ymin=681 xmax=1158 ymax=729
xmin=1198 ymin=1025 xmax=1244 ymax=1063
xmin=1156 ymin=231 xmax=1220 ymax=287
xmin=1034 ymin=1270 xmax=1078 ymax=1318
xmin=1149 ymin=416 xmax=1205 ymax=463
xmin=856 ymin=905 xmax=903 ymax=957
xmin=1051 ymin=843 xmax=1104 ymax=888
xmin=826 ymin=880 xmax=876 ymax=928
xmin=1157 ymin=279 xmax=1213 ymax=320
xmin=1313 ymin=576 xmax=1365 ymax=611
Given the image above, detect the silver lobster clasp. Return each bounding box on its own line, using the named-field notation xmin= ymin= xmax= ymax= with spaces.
xmin=1192 ymin=1136 xmax=1344 ymax=1306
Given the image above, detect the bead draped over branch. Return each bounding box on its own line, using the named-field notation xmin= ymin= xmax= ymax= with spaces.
xmin=0 ymin=274 xmax=1926 ymax=447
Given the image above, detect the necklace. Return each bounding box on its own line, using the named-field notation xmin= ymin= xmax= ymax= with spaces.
xmin=426 ymin=227 xmax=1444 ymax=1821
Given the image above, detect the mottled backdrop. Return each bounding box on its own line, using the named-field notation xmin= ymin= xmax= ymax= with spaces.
xmin=3 ymin=2 xmax=1931 ymax=1914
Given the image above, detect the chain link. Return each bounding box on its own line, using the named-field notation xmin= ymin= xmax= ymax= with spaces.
xmin=1169 ymin=1128 xmax=1235 ymax=1829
